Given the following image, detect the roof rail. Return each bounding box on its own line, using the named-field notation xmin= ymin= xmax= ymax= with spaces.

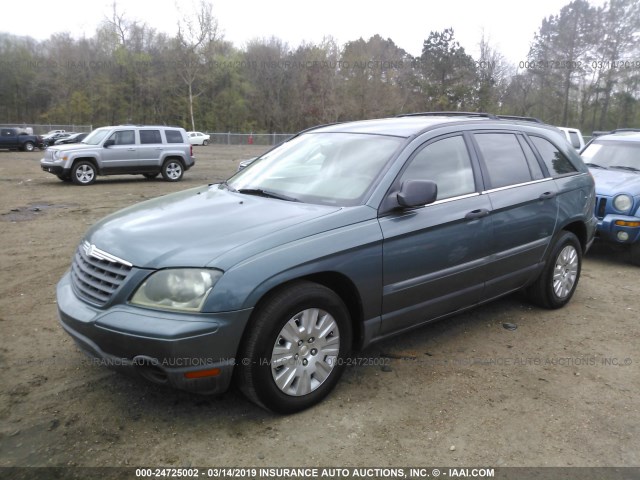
xmin=612 ymin=128 xmax=640 ymax=133
xmin=397 ymin=111 xmax=499 ymax=119
xmin=496 ymin=115 xmax=544 ymax=124
xmin=591 ymin=128 xmax=640 ymax=137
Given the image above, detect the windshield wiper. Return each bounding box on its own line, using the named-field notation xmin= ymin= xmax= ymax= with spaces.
xmin=610 ymin=165 xmax=640 ymax=173
xmin=236 ymin=188 xmax=299 ymax=202
xmin=585 ymin=163 xmax=607 ymax=169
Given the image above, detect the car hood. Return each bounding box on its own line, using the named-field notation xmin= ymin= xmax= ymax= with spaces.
xmin=48 ymin=143 xmax=98 ymax=152
xmin=590 ymin=168 xmax=640 ymax=196
xmin=85 ymin=185 xmax=346 ymax=269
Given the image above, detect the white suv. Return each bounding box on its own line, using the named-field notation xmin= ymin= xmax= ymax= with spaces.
xmin=41 ymin=125 xmax=195 ymax=185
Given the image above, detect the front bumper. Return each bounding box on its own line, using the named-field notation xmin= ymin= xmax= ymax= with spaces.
xmin=56 ymin=272 xmax=253 ymax=394
xmin=596 ymin=214 xmax=640 ymax=245
xmin=41 ymin=163 xmax=66 ymax=175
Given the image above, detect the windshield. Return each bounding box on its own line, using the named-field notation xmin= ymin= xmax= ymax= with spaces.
xmin=226 ymin=132 xmax=404 ymax=206
xmin=582 ymin=140 xmax=640 ymax=170
xmin=82 ymin=128 xmax=111 ymax=145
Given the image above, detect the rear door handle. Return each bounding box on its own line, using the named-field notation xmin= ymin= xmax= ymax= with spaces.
xmin=539 ymin=191 xmax=556 ymax=200
xmin=465 ymin=208 xmax=490 ymax=220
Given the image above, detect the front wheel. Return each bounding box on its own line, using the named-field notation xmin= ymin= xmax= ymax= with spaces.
xmin=71 ymin=161 xmax=96 ymax=186
xmin=161 ymin=159 xmax=184 ymax=181
xmin=527 ymin=231 xmax=582 ymax=308
xmin=237 ymin=281 xmax=352 ymax=414
xmin=202 ymin=139 xmax=208 ymax=146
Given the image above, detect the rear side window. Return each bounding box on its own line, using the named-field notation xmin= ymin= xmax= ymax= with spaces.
xmin=165 ymin=130 xmax=184 ymax=143
xmin=529 ymin=136 xmax=578 ymax=176
xmin=140 ymin=130 xmax=162 ymax=144
xmin=474 ymin=133 xmax=532 ymax=189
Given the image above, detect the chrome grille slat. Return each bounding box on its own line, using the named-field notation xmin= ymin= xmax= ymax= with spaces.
xmin=73 ymin=251 xmax=126 ymax=287
xmin=70 ymin=242 xmax=132 ymax=306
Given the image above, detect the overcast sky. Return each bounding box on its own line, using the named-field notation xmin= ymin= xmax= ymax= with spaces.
xmin=0 ymin=0 xmax=583 ymax=64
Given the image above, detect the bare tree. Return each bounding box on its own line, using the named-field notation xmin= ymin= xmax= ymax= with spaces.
xmin=175 ymin=0 xmax=219 ymax=131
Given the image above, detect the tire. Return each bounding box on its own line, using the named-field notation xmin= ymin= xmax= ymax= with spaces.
xmin=22 ymin=141 xmax=35 ymax=152
xmin=202 ymin=140 xmax=208 ymax=146
xmin=161 ymin=159 xmax=184 ymax=182
xmin=237 ymin=281 xmax=352 ymax=414
xmin=630 ymin=243 xmax=640 ymax=267
xmin=143 ymin=173 xmax=159 ymax=180
xmin=71 ymin=161 xmax=96 ymax=186
xmin=527 ymin=231 xmax=582 ymax=309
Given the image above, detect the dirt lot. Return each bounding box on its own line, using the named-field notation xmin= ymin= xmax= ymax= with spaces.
xmin=0 ymin=146 xmax=638 ymax=469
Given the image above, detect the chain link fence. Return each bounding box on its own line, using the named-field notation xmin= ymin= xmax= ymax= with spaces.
xmin=0 ymin=124 xmax=93 ymax=135
xmin=206 ymin=132 xmax=293 ymax=146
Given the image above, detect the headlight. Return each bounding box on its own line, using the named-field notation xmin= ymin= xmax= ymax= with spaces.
xmin=613 ymin=194 xmax=633 ymax=213
xmin=130 ymin=268 xmax=222 ymax=312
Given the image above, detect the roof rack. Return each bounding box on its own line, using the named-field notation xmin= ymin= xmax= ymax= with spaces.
xmin=592 ymin=128 xmax=640 ymax=137
xmin=496 ymin=115 xmax=544 ymax=124
xmin=397 ymin=112 xmax=499 ymax=119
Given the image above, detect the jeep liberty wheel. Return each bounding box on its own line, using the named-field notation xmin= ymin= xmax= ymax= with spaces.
xmin=161 ymin=159 xmax=184 ymax=181
xmin=71 ymin=161 xmax=96 ymax=185
xmin=22 ymin=141 xmax=35 ymax=152
xmin=237 ymin=281 xmax=352 ymax=414
xmin=527 ymin=231 xmax=582 ymax=309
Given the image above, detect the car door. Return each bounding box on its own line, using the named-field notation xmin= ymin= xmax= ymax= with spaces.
xmin=137 ymin=129 xmax=164 ymax=171
xmin=471 ymin=131 xmax=559 ymax=298
xmin=378 ymin=134 xmax=493 ymax=335
xmin=101 ymin=129 xmax=137 ymax=173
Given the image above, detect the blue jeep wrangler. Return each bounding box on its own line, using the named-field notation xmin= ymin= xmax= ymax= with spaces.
xmin=582 ymin=130 xmax=640 ymax=265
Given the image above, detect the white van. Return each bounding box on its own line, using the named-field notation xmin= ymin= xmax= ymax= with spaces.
xmin=556 ymin=127 xmax=585 ymax=151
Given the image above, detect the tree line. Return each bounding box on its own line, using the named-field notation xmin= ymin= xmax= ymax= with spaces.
xmin=0 ymin=0 xmax=638 ymax=134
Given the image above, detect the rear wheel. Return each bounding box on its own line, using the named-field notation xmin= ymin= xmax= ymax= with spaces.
xmin=237 ymin=281 xmax=352 ymax=414
xmin=527 ymin=231 xmax=582 ymax=308
xmin=71 ymin=161 xmax=96 ymax=186
xmin=22 ymin=141 xmax=35 ymax=152
xmin=161 ymin=159 xmax=184 ymax=181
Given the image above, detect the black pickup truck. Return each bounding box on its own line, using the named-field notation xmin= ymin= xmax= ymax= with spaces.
xmin=0 ymin=128 xmax=43 ymax=152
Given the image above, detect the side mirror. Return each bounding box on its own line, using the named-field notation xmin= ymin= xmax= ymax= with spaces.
xmin=397 ymin=180 xmax=438 ymax=208
xmin=103 ymin=139 xmax=115 ymax=148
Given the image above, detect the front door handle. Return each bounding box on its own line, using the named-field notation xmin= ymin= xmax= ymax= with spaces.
xmin=539 ymin=191 xmax=556 ymax=200
xmin=465 ymin=208 xmax=490 ymax=220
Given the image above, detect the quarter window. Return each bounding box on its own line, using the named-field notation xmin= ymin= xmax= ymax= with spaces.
xmin=474 ymin=133 xmax=532 ymax=189
xmin=165 ymin=130 xmax=184 ymax=143
xmin=529 ymin=136 xmax=578 ymax=176
xmin=400 ymin=136 xmax=475 ymax=200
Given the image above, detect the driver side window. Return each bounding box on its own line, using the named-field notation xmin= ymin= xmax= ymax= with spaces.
xmin=108 ymin=130 xmax=135 ymax=145
xmin=400 ymin=135 xmax=476 ymax=200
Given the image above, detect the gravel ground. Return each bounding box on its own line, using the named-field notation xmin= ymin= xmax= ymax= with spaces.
xmin=0 ymin=146 xmax=638 ymax=471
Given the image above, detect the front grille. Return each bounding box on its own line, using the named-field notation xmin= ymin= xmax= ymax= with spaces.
xmin=595 ymin=196 xmax=607 ymax=219
xmin=70 ymin=241 xmax=132 ymax=306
